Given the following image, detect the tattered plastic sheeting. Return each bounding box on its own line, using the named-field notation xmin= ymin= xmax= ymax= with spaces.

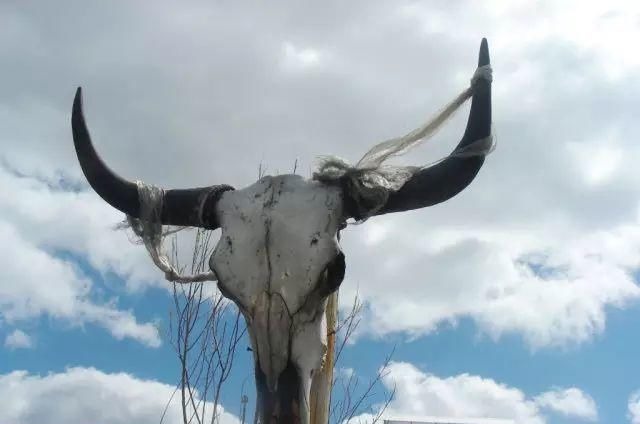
xmin=125 ymin=182 xmax=217 ymax=283
xmin=313 ymin=64 xmax=494 ymax=220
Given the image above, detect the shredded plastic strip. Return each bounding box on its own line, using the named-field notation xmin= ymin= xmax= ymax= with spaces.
xmin=126 ymin=181 xmax=217 ymax=283
xmin=313 ymin=65 xmax=494 ymax=220
xmin=125 ymin=65 xmax=493 ymax=278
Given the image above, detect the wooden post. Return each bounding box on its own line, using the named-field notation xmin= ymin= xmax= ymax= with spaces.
xmin=309 ymin=291 xmax=338 ymax=424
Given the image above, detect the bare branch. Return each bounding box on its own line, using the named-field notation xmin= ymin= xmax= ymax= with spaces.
xmin=329 ymin=294 xmax=395 ymax=424
xmin=165 ymin=229 xmax=248 ymax=424
xmin=165 ymin=232 xmax=393 ymax=424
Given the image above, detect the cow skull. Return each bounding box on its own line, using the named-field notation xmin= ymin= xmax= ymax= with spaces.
xmin=70 ymin=39 xmax=492 ymax=424
xmin=212 ymin=174 xmax=345 ymax=423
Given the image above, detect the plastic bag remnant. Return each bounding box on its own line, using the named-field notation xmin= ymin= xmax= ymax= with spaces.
xmin=313 ymin=65 xmax=494 ymax=221
xmin=125 ymin=181 xmax=217 ymax=283
xmin=123 ymin=66 xmax=494 ymax=277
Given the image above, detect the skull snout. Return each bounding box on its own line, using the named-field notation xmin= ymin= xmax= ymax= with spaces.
xmin=252 ymin=291 xmax=292 ymax=391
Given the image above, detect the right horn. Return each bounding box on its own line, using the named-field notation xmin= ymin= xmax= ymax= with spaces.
xmin=71 ymin=88 xmax=234 ymax=229
xmin=377 ymin=38 xmax=492 ymax=215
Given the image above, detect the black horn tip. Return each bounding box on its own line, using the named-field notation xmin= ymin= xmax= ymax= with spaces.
xmin=372 ymin=37 xmax=493 ymax=216
xmin=478 ymin=38 xmax=490 ymax=67
xmin=73 ymin=87 xmax=82 ymax=107
xmin=69 ymin=87 xmax=232 ymax=228
xmin=72 ymin=87 xmax=84 ymax=125
xmin=70 ymin=86 xmax=141 ymax=218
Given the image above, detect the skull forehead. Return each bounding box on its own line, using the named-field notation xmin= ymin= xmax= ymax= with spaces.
xmin=210 ymin=174 xmax=344 ymax=312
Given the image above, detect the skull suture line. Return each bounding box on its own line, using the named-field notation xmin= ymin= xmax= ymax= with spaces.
xmin=70 ymin=39 xmax=493 ymax=424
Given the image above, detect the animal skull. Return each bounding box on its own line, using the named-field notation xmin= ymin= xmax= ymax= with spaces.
xmin=70 ymin=39 xmax=492 ymax=424
xmin=212 ymin=175 xmax=346 ymax=422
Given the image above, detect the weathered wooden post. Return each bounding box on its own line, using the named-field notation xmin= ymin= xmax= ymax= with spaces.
xmin=309 ymin=291 xmax=339 ymax=424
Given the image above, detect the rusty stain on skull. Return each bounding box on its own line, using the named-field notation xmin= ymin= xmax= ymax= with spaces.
xmin=69 ymin=39 xmax=492 ymax=423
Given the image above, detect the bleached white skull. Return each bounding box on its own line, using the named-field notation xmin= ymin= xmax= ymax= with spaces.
xmin=70 ymin=40 xmax=492 ymax=424
xmin=212 ymin=175 xmax=346 ymax=422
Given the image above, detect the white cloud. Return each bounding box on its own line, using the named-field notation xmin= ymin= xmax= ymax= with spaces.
xmin=565 ymin=137 xmax=623 ymax=187
xmin=0 ymin=166 xmax=164 ymax=290
xmin=0 ymin=161 xmax=228 ymax=347
xmin=2 ymin=0 xmax=640 ymax=350
xmin=534 ymin=387 xmax=598 ymax=421
xmin=378 ymin=362 xmax=543 ymax=424
xmin=0 ymin=165 xmax=220 ymax=291
xmin=629 ymin=390 xmax=640 ymax=424
xmin=0 ymin=367 xmax=240 ymax=424
xmin=353 ymin=362 xmax=596 ymax=424
xmin=4 ymin=329 xmax=34 ymax=349
xmin=342 ymin=219 xmax=640 ymax=348
xmin=335 ymin=0 xmax=640 ymax=347
xmin=0 ymin=214 xmax=160 ymax=347
xmin=282 ymin=42 xmax=322 ymax=70
xmin=338 ymin=367 xmax=355 ymax=379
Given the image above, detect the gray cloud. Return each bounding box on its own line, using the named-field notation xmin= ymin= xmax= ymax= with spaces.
xmin=2 ymin=0 xmax=640 ymax=348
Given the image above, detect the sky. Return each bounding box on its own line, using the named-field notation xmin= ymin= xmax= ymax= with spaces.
xmin=1 ymin=1 xmax=640 ymax=423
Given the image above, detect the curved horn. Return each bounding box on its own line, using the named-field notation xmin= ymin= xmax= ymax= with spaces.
xmin=71 ymin=88 xmax=233 ymax=229
xmin=377 ymin=38 xmax=492 ymax=215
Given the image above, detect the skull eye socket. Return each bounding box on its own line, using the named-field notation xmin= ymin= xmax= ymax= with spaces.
xmin=323 ymin=251 xmax=345 ymax=295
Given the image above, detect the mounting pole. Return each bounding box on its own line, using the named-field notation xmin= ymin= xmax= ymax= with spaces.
xmin=309 ymin=290 xmax=339 ymax=424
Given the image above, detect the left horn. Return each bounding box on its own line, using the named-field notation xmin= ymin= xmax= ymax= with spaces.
xmin=377 ymin=38 xmax=492 ymax=215
xmin=71 ymin=87 xmax=234 ymax=229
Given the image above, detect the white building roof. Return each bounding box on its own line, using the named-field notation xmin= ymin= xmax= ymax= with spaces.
xmin=384 ymin=416 xmax=515 ymax=424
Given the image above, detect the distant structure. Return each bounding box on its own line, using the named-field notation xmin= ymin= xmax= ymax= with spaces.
xmin=384 ymin=417 xmax=515 ymax=424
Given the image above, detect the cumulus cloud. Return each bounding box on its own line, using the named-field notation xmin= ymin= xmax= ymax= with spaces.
xmin=377 ymin=362 xmax=543 ymax=424
xmin=0 ymin=188 xmax=161 ymax=346
xmin=0 ymin=367 xmax=239 ymax=424
xmin=1 ymin=0 xmax=640 ymax=350
xmin=331 ymin=0 xmax=640 ymax=348
xmin=534 ymin=387 xmax=597 ymax=421
xmin=342 ymin=219 xmax=640 ymax=348
xmin=281 ymin=42 xmax=323 ymax=71
xmin=4 ymin=329 xmax=34 ymax=349
xmin=338 ymin=367 xmax=355 ymax=379
xmin=353 ymin=362 xmax=596 ymax=424
xmin=0 ymin=166 xmax=165 ymax=290
xmin=0 ymin=160 xmax=226 ymax=346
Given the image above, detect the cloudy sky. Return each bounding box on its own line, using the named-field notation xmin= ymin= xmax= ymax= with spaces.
xmin=1 ymin=1 xmax=640 ymax=423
